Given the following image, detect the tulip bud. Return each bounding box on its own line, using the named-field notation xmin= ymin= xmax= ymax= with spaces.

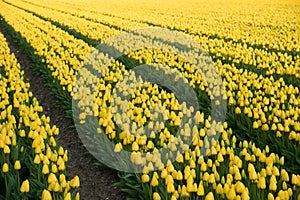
xmin=14 ymin=160 xmax=21 ymax=170
xmin=197 ymin=181 xmax=204 ymax=196
xmin=153 ymin=192 xmax=161 ymax=200
xmin=205 ymin=192 xmax=214 ymax=200
xmin=70 ymin=175 xmax=80 ymax=188
xmin=2 ymin=163 xmax=9 ymax=173
xmin=41 ymin=189 xmax=52 ymax=200
xmin=64 ymin=193 xmax=71 ymax=200
xmin=142 ymin=174 xmax=150 ymax=183
xmin=20 ymin=179 xmax=30 ymax=193
xmin=75 ymin=192 xmax=80 ymax=200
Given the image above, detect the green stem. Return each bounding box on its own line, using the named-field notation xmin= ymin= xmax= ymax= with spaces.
xmin=53 ymin=193 xmax=57 ymax=200
xmin=37 ymin=164 xmax=40 ymax=182
xmin=5 ymin=175 xmax=8 ymax=194
xmin=17 ymin=171 xmax=20 ymax=187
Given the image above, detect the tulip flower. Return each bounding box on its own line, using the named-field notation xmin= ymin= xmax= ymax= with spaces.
xmin=20 ymin=179 xmax=30 ymax=193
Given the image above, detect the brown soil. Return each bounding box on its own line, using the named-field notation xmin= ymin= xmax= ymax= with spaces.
xmin=0 ymin=25 xmax=126 ymax=200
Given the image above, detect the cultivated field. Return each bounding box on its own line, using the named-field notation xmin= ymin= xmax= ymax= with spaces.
xmin=0 ymin=0 xmax=299 ymax=199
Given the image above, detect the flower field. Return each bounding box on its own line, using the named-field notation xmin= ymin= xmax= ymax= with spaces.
xmin=0 ymin=31 xmax=80 ymax=199
xmin=0 ymin=0 xmax=299 ymax=199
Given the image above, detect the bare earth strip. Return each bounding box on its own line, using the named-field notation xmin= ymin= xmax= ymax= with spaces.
xmin=0 ymin=24 xmax=126 ymax=200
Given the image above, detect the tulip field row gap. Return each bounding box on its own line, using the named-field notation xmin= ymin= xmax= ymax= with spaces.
xmin=0 ymin=0 xmax=299 ymax=199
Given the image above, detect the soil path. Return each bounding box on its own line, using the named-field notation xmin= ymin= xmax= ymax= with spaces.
xmin=0 ymin=25 xmax=126 ymax=200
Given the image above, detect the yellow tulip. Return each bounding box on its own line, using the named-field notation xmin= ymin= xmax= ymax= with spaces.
xmin=273 ymin=166 xmax=280 ymax=176
xmin=203 ymin=172 xmax=210 ymax=182
xmin=34 ymin=154 xmax=41 ymax=164
xmin=2 ymin=163 xmax=9 ymax=173
xmin=253 ymin=121 xmax=259 ymax=129
xmin=14 ymin=160 xmax=21 ymax=170
xmin=70 ymin=175 xmax=80 ymax=188
xmin=216 ymin=183 xmax=223 ymax=194
xmin=235 ymin=107 xmax=241 ymax=114
xmin=41 ymin=189 xmax=52 ymax=200
xmin=282 ymin=181 xmax=287 ymax=190
xmin=20 ymin=179 xmax=30 ymax=193
xmin=19 ymin=130 xmax=26 ymax=137
xmin=235 ymin=181 xmax=245 ymax=193
xmin=226 ymin=187 xmax=236 ymax=200
xmin=181 ymin=185 xmax=190 ymax=197
xmin=132 ymin=141 xmax=139 ymax=151
xmin=261 ymin=124 xmax=269 ymax=131
xmin=268 ymin=193 xmax=275 ymax=200
xmin=75 ymin=192 xmax=80 ymax=200
xmin=171 ymin=195 xmax=177 ymax=200
xmin=58 ymin=146 xmax=64 ymax=156
xmin=167 ymin=162 xmax=175 ymax=172
xmin=114 ymin=143 xmax=122 ymax=152
xmin=217 ymin=152 xmax=224 ymax=162
xmin=53 ymin=182 xmax=60 ymax=192
xmin=42 ymin=164 xmax=49 ymax=174
xmin=47 ymin=173 xmax=58 ymax=184
xmin=64 ymin=193 xmax=71 ymax=200
xmin=200 ymin=162 xmax=207 ymax=172
xmin=167 ymin=183 xmax=175 ymax=193
xmin=161 ymin=168 xmax=168 ymax=178
xmin=142 ymin=174 xmax=150 ymax=183
xmin=176 ymin=171 xmax=183 ymax=180
xmin=176 ymin=154 xmax=184 ymax=163
xmin=208 ymin=173 xmax=215 ymax=184
xmin=197 ymin=181 xmax=204 ymax=196
xmin=278 ymin=190 xmax=289 ymax=200
xmin=153 ymin=192 xmax=161 ymax=200
xmin=292 ymin=174 xmax=299 ymax=185
xmin=151 ymin=175 xmax=159 ymax=187
xmin=205 ymin=192 xmax=214 ymax=200
xmin=174 ymin=116 xmax=181 ymax=126
xmin=3 ymin=145 xmax=10 ymax=154
xmin=257 ymin=177 xmax=266 ymax=189
xmin=241 ymin=189 xmax=250 ymax=200
xmin=248 ymin=165 xmax=257 ymax=180
xmin=269 ymin=175 xmax=277 ymax=191
xmin=51 ymin=164 xmax=58 ymax=173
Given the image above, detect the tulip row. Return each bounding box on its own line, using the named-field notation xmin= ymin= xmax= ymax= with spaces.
xmin=3 ymin=0 xmax=120 ymax=43
xmin=0 ymin=32 xmax=79 ymax=199
xmin=13 ymin=0 xmax=300 ymax=82
xmin=41 ymin=0 xmax=299 ymax=55
xmin=6 ymin=0 xmax=299 ymax=100
xmin=73 ymin=38 xmax=300 ymax=199
xmin=119 ymin=47 xmax=300 ymax=163
xmin=11 ymin=0 xmax=147 ymax=32
xmin=0 ymin=0 xmax=93 ymax=97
